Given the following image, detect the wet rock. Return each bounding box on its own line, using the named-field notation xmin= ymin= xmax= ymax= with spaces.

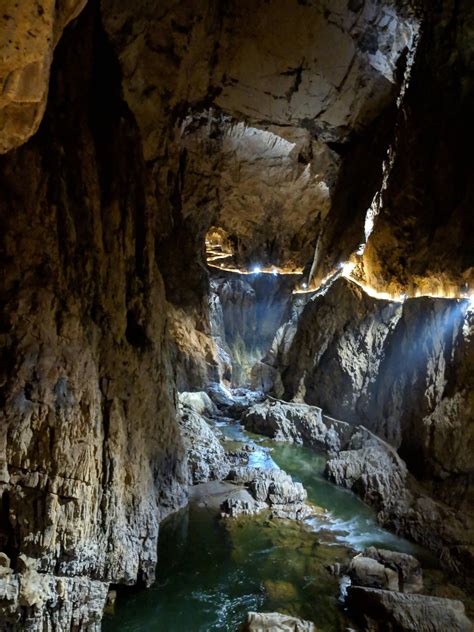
xmin=244 ymin=611 xmax=316 ymax=631
xmin=325 ymin=432 xmax=409 ymax=509
xmin=207 ymin=382 xmax=238 ymax=412
xmin=242 ymin=399 xmax=352 ymax=453
xmin=179 ymin=406 xmax=230 ymax=484
xmin=223 ymin=467 xmax=313 ymax=520
xmin=221 ymin=488 xmax=268 ymax=518
xmin=362 ymin=548 xmax=423 ymax=593
xmin=349 ymin=555 xmax=400 ymax=592
xmin=223 ymin=388 xmax=267 ymax=418
xmin=346 ymin=587 xmax=472 ymax=632
xmin=0 ymin=553 xmax=11 ymax=568
xmin=325 ymin=435 xmax=474 ymax=580
xmin=104 ymin=589 xmax=117 ymax=615
xmin=226 ymin=450 xmax=250 ymax=468
xmin=178 ymin=391 xmax=217 ymax=417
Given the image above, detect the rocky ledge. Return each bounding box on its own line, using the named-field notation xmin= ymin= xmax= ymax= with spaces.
xmin=242 ymin=398 xmax=352 ymax=453
xmin=347 ymin=587 xmax=472 ymax=632
xmin=348 ymin=547 xmax=423 ymax=594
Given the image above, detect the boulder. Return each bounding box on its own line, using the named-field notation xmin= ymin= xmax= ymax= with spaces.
xmin=325 ymin=433 xmax=409 ymax=509
xmin=221 ymin=488 xmax=268 ymax=518
xmin=242 ymin=399 xmax=352 ymax=452
xmin=244 ymin=611 xmax=316 ymax=631
xmin=179 ymin=391 xmax=217 ymax=416
xmin=207 ymin=382 xmax=238 ymax=411
xmin=362 ymin=547 xmax=423 ymax=593
xmin=348 ymin=555 xmax=399 ymax=591
xmin=222 ymin=467 xmax=313 ymax=520
xmin=347 ymin=587 xmax=472 ymax=632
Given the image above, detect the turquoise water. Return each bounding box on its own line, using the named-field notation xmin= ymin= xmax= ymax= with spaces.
xmin=103 ymin=419 xmax=432 ymax=632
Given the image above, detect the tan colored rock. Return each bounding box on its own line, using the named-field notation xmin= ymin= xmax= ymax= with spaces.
xmin=0 ymin=6 xmax=187 ymax=628
xmin=349 ymin=554 xmax=400 ymax=591
xmin=0 ymin=0 xmax=87 ymax=153
xmin=178 ymin=391 xmax=217 ymax=417
xmin=362 ymin=547 xmax=423 ymax=593
xmin=178 ymin=406 xmax=230 ymax=483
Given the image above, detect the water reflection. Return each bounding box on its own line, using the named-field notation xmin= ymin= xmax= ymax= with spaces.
xmin=104 ymin=419 xmax=434 ymax=631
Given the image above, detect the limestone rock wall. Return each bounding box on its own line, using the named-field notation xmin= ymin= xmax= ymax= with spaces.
xmin=0 ymin=0 xmax=88 ymax=154
xmin=263 ymin=278 xmax=474 ymax=512
xmin=101 ymin=0 xmax=419 ymax=275
xmin=360 ymin=0 xmax=474 ymax=297
xmin=209 ymin=273 xmax=296 ymax=386
xmin=0 ymin=7 xmax=188 ymax=628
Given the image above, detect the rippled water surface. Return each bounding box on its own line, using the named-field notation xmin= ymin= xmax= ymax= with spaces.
xmin=103 ymin=419 xmax=433 ymax=632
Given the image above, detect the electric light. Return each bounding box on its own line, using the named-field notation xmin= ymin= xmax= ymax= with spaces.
xmin=252 ymin=266 xmax=261 ymax=274
xmin=340 ymin=261 xmax=356 ymax=276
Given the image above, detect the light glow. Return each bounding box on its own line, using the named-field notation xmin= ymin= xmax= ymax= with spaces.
xmin=207 ymin=261 xmax=304 ymax=276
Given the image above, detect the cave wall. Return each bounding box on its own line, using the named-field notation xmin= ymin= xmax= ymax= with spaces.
xmin=0 ymin=0 xmax=472 ymax=626
xmin=101 ymin=0 xmax=420 ymax=277
xmin=0 ymin=0 xmax=88 ymax=154
xmin=360 ymin=0 xmax=474 ymax=297
xmin=209 ymin=272 xmax=297 ymax=386
xmin=0 ymin=7 xmax=188 ymax=628
xmin=261 ymin=278 xmax=474 ymax=513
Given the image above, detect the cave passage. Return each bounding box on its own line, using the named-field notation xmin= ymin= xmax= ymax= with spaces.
xmin=104 ymin=420 xmax=438 ymax=631
xmin=0 ymin=1 xmax=473 ymax=631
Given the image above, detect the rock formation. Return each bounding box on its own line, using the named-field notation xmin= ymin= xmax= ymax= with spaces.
xmin=244 ymin=611 xmax=316 ymax=632
xmin=178 ymin=404 xmax=229 ymax=484
xmin=0 ymin=0 xmax=473 ymax=628
xmin=222 ymin=467 xmax=314 ymax=521
xmin=347 ymin=587 xmax=472 ymax=632
xmin=209 ymin=273 xmax=296 ymax=384
xmin=348 ymin=548 xmax=423 ymax=593
xmin=260 ymin=277 xmax=474 ymax=514
xmin=0 ymin=6 xmax=188 ymax=629
xmin=242 ymin=397 xmax=474 ymax=580
xmin=0 ymin=0 xmax=88 ymax=153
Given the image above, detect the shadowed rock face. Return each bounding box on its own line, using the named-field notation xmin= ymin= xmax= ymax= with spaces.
xmin=260 ymin=277 xmax=474 ymax=513
xmin=0 ymin=0 xmax=88 ymax=153
xmin=99 ymin=0 xmax=420 ymax=276
xmin=360 ymin=0 xmax=474 ymax=297
xmin=0 ymin=7 xmax=187 ymax=628
xmin=209 ymin=273 xmax=296 ymax=385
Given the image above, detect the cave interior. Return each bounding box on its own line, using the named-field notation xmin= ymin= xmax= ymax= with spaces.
xmin=0 ymin=0 xmax=473 ymax=631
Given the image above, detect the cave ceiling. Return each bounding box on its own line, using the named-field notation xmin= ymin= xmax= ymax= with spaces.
xmin=1 ymin=0 xmax=472 ymax=297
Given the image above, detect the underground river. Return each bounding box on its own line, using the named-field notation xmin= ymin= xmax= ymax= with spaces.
xmin=103 ymin=414 xmax=443 ymax=631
